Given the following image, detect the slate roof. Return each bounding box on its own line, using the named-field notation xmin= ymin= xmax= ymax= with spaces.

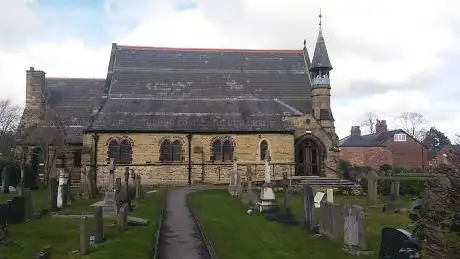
xmin=339 ymin=130 xmax=405 ymax=147
xmin=18 ymin=78 xmax=105 ymax=144
xmin=310 ymin=30 xmax=332 ymax=71
xmin=87 ymin=97 xmax=302 ymax=132
xmin=107 ymin=45 xmax=312 ymax=113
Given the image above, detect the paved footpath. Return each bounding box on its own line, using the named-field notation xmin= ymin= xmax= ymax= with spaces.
xmin=159 ymin=185 xmax=214 ymax=259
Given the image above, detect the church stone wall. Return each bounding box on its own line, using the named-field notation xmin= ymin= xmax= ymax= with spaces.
xmin=83 ymin=132 xmax=295 ymax=186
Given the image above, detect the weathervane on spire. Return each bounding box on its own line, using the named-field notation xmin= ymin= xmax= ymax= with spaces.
xmin=318 ymin=9 xmax=323 ymax=29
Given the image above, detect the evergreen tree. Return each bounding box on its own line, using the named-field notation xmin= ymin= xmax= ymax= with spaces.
xmin=422 ymin=127 xmax=451 ymax=160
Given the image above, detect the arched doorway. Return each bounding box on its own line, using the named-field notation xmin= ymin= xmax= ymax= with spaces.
xmin=295 ymin=136 xmax=325 ymax=176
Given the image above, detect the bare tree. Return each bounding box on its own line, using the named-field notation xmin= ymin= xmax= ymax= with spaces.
xmin=455 ymin=134 xmax=460 ymax=145
xmin=397 ymin=112 xmax=429 ymax=141
xmin=360 ymin=111 xmax=378 ymax=134
xmin=0 ymin=99 xmax=22 ymax=157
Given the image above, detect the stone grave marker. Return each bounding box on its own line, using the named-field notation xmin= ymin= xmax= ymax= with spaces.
xmin=314 ymin=191 xmax=325 ymax=208
xmin=240 ymin=166 xmax=257 ymax=206
xmin=50 ymin=178 xmax=58 ymax=211
xmin=80 ymin=216 xmax=89 ymax=255
xmin=115 ymin=177 xmax=122 ymax=192
xmin=7 ymin=197 xmax=25 ymax=224
xmin=378 ymin=227 xmax=420 ymax=259
xmin=390 ymin=180 xmax=401 ymax=201
xmin=343 ymin=205 xmax=367 ymax=252
xmin=367 ymin=170 xmax=379 ymax=202
xmin=0 ymin=203 xmax=8 ymax=226
xmin=228 ymin=160 xmax=241 ymax=197
xmin=23 ymin=188 xmax=33 ymax=220
xmin=94 ymin=206 xmax=104 ymax=243
xmin=135 ymin=174 xmax=142 ymax=200
xmin=302 ymin=185 xmax=316 ymax=232
xmin=118 ymin=204 xmax=128 ymax=231
xmin=108 ymin=158 xmax=115 ymax=191
xmin=102 ymin=191 xmax=119 ymax=217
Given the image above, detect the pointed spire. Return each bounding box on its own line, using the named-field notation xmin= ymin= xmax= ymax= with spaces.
xmin=309 ymin=9 xmax=332 ymax=72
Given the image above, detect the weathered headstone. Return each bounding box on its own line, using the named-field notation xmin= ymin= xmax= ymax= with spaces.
xmin=7 ymin=197 xmax=25 ymax=224
xmin=240 ymin=165 xmax=257 ymax=206
xmin=378 ymin=228 xmax=420 ymax=259
xmin=118 ymin=204 xmax=128 ymax=231
xmin=102 ymin=191 xmax=119 ymax=217
xmin=94 ymin=206 xmax=104 ymax=243
xmin=135 ymin=174 xmax=142 ymax=200
xmin=367 ymin=171 xmax=379 ymax=202
xmin=80 ymin=167 xmax=88 ymax=197
xmin=326 ymin=188 xmax=334 ymax=203
xmin=23 ymin=188 xmax=33 ymax=220
xmin=319 ymin=202 xmax=343 ymax=240
xmin=390 ymin=180 xmax=400 ymax=201
xmin=314 ymin=191 xmax=325 ymax=208
xmin=228 ymin=159 xmax=241 ymax=197
xmin=343 ymin=205 xmax=367 ymax=252
xmin=49 ymin=177 xmax=58 ymax=211
xmin=302 ymin=185 xmax=316 ymax=232
xmin=80 ymin=216 xmax=89 ymax=254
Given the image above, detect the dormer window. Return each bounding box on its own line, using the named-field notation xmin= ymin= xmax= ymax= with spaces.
xmin=394 ymin=133 xmax=407 ymax=142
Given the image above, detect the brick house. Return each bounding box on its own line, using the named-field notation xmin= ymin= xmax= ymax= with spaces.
xmin=17 ymin=20 xmax=341 ymax=187
xmin=339 ymin=120 xmax=427 ymax=170
xmin=430 ymin=144 xmax=460 ymax=167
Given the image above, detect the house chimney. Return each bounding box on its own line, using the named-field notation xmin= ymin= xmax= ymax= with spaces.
xmin=351 ymin=126 xmax=361 ymax=136
xmin=376 ymin=119 xmax=388 ymax=134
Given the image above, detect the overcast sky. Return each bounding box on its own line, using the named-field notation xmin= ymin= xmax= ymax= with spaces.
xmin=1 ymin=0 xmax=459 ymax=140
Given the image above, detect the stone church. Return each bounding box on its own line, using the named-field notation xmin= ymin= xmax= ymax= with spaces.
xmin=17 ymin=23 xmax=339 ymax=187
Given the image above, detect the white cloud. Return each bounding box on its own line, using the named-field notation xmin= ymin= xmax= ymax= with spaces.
xmin=1 ymin=0 xmax=459 ymax=140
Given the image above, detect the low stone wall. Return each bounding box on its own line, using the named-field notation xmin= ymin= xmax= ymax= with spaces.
xmin=94 ymin=163 xmax=295 ymax=187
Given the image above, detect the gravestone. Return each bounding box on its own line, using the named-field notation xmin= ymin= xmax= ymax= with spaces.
xmin=23 ymin=188 xmax=33 ymax=220
xmin=258 ymin=152 xmax=276 ymax=212
xmin=343 ymin=205 xmax=367 ymax=252
xmin=80 ymin=216 xmax=89 ymax=254
xmin=390 ymin=180 xmax=401 ymax=201
xmin=240 ymin=166 xmax=257 ymax=206
xmin=326 ymin=188 xmax=334 ymax=203
xmin=302 ymin=185 xmax=316 ymax=232
xmin=118 ymin=204 xmax=128 ymax=231
xmin=135 ymin=174 xmax=142 ymax=200
xmin=94 ymin=206 xmax=104 ymax=243
xmin=228 ymin=160 xmax=241 ymax=198
xmin=49 ymin=178 xmax=58 ymax=211
xmin=102 ymin=191 xmax=119 ymax=217
xmin=80 ymin=167 xmax=87 ymax=197
xmin=367 ymin=170 xmax=379 ymax=201
xmin=319 ymin=202 xmax=343 ymax=240
xmin=378 ymin=228 xmax=420 ymax=259
xmin=7 ymin=197 xmax=25 ymax=224
xmin=2 ymin=167 xmax=10 ymax=194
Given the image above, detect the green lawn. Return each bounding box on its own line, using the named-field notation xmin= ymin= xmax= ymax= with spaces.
xmin=190 ymin=189 xmax=412 ymax=259
xmin=0 ymin=190 xmax=164 ymax=259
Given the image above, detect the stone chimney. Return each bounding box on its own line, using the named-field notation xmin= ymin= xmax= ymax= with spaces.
xmin=350 ymin=126 xmax=361 ymax=136
xmin=375 ymin=119 xmax=388 ymax=134
xmin=24 ymin=67 xmax=46 ymax=125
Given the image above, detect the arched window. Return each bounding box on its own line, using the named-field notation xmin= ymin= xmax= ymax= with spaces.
xmin=211 ymin=140 xmax=222 ymax=162
xmin=222 ymin=140 xmax=233 ymax=162
xmin=172 ymin=140 xmax=182 ymax=162
xmin=260 ymin=140 xmax=268 ymax=161
xmin=107 ymin=140 xmax=120 ymax=164
xmin=119 ymin=139 xmax=133 ymax=164
xmin=160 ymin=140 xmax=171 ymax=162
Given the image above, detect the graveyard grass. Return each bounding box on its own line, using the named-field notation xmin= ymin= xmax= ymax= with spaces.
xmin=0 ymin=190 xmax=164 ymax=259
xmin=0 ymin=188 xmax=49 ymax=213
xmin=190 ymin=189 xmax=411 ymax=259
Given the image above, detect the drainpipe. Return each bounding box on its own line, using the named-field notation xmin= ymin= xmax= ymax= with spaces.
xmin=187 ymin=134 xmax=192 ymax=185
xmin=92 ymin=133 xmax=99 ymax=192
